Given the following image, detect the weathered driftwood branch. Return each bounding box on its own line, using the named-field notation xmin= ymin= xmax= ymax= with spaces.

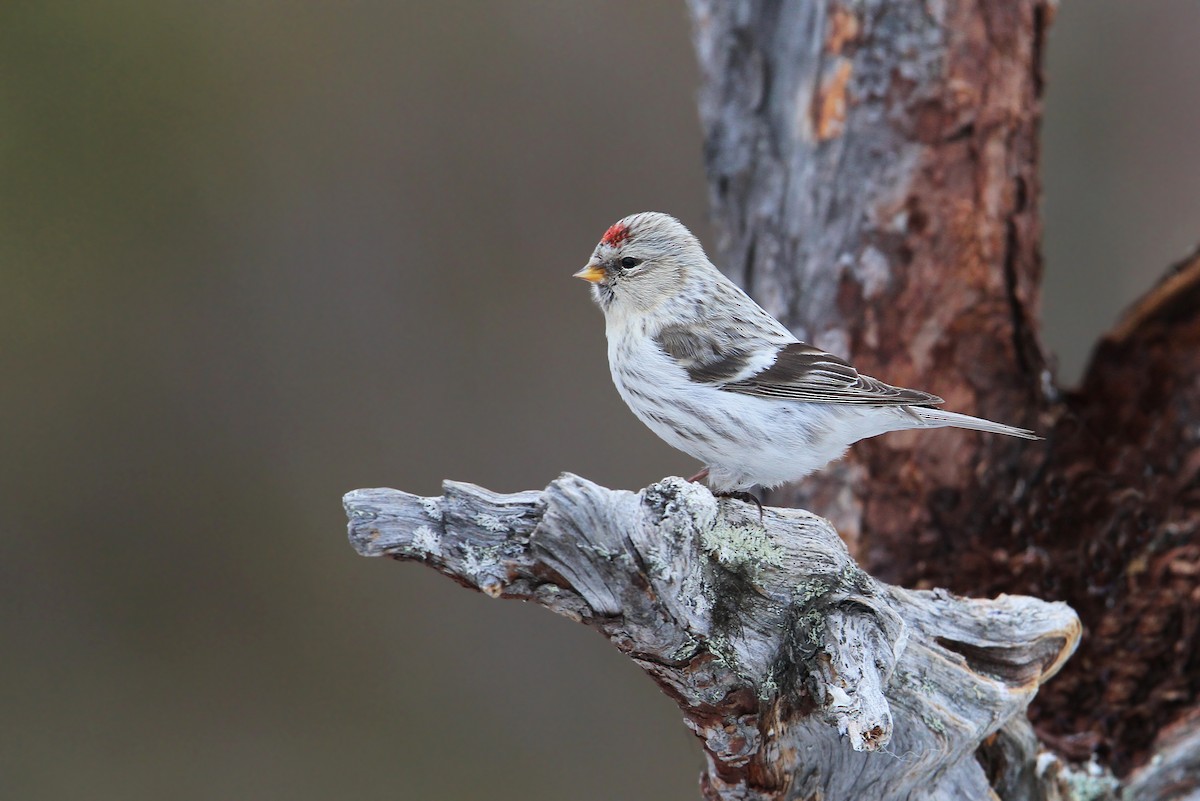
xmin=346 ymin=475 xmax=1079 ymax=800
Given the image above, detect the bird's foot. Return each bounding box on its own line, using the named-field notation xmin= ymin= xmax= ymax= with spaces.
xmin=713 ymin=490 xmax=765 ymax=521
xmin=686 ymin=468 xmax=764 ymax=520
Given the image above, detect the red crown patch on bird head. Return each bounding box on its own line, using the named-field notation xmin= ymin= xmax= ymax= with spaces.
xmin=601 ymin=222 xmax=631 ymax=248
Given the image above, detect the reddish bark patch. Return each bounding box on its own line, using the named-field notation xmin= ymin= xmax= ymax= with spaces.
xmin=825 ymin=6 xmax=860 ymax=55
xmin=813 ymin=59 xmax=853 ymax=141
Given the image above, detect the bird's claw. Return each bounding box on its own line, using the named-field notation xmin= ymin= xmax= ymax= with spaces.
xmin=713 ymin=490 xmax=765 ymax=522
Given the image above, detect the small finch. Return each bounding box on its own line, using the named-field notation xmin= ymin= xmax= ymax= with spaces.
xmin=574 ymin=212 xmax=1038 ymax=493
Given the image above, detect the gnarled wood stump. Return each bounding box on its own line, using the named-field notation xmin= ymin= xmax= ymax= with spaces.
xmin=346 ymin=477 xmax=1079 ymax=800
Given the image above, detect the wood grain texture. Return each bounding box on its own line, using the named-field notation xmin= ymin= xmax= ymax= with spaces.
xmin=346 ymin=476 xmax=1079 ymax=800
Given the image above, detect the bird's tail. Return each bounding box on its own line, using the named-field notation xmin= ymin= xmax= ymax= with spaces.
xmin=910 ymin=407 xmax=1041 ymax=440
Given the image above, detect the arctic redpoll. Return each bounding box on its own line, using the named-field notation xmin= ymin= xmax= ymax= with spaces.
xmin=574 ymin=212 xmax=1038 ymax=493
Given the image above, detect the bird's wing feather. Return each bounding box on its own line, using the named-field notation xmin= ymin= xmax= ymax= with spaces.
xmin=657 ymin=332 xmax=943 ymax=406
xmin=724 ymin=343 xmax=943 ymax=405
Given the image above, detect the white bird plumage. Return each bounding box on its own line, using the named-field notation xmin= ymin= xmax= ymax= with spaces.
xmin=575 ymin=212 xmax=1038 ymax=492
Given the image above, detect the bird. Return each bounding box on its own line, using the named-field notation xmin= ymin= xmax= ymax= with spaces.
xmin=573 ymin=211 xmax=1038 ymax=493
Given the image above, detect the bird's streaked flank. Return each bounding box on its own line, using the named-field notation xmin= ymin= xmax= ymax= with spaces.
xmin=575 ymin=212 xmax=1038 ymax=492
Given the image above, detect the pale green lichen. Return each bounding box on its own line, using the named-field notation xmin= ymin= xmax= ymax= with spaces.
xmin=706 ymin=632 xmax=739 ymax=673
xmin=473 ymin=512 xmax=511 ymax=533
xmin=701 ymin=519 xmax=783 ymax=568
xmin=793 ymin=608 xmax=829 ymax=657
xmin=411 ymin=525 xmax=442 ymax=558
xmin=794 ymin=575 xmax=834 ymax=607
xmin=420 ymin=497 xmax=443 ymax=520
xmin=707 ymin=632 xmax=729 ymax=662
xmin=757 ymin=669 xmax=779 ymax=701
xmin=837 ymin=562 xmax=872 ymax=592
xmin=461 ymin=542 xmax=501 ymax=577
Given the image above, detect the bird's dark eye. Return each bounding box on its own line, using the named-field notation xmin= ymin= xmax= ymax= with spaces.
xmin=620 ymin=257 xmax=642 ymax=270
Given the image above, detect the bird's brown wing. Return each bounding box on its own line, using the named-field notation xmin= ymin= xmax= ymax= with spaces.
xmin=654 ymin=324 xmax=760 ymax=383
xmin=718 ymin=342 xmax=943 ymax=406
xmin=653 ymin=328 xmax=941 ymax=407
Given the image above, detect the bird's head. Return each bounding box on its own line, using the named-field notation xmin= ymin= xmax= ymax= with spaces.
xmin=575 ymin=212 xmax=705 ymax=314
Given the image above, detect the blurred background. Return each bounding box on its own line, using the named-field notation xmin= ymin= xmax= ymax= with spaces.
xmin=3 ymin=2 xmax=1198 ymax=799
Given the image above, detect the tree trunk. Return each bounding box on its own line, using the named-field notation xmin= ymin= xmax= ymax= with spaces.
xmin=345 ymin=1 xmax=1200 ymax=797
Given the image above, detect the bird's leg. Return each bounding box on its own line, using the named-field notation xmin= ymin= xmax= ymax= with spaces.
xmin=684 ymin=467 xmax=763 ymax=520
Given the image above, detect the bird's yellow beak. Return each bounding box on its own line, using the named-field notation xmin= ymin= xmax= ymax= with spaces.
xmin=573 ymin=263 xmax=605 ymax=283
